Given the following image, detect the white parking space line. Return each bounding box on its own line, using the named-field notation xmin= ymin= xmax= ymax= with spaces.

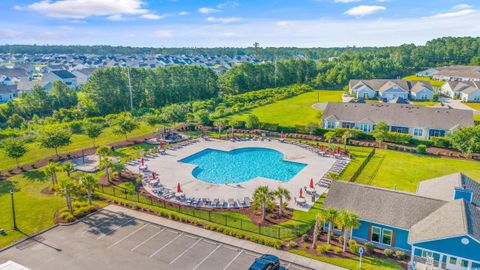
xmin=108 ymin=223 xmax=149 ymax=248
xmin=223 ymin=250 xmax=243 ymax=270
xmin=169 ymin=238 xmax=203 ymax=264
xmin=286 ymin=263 xmax=291 ymax=269
xmin=192 ymin=244 xmax=222 ymax=270
xmin=96 ymin=218 xmax=135 ymax=240
xmin=149 ymin=232 xmax=183 ymax=258
xmin=130 ymin=228 xmax=165 ymax=251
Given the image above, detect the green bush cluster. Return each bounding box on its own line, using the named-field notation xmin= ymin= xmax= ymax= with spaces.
xmin=395 ymin=250 xmax=405 ymax=259
xmin=416 ymin=144 xmax=427 ymax=154
xmin=384 ymin=248 xmax=394 ymax=257
xmin=364 ymin=242 xmax=375 ymax=254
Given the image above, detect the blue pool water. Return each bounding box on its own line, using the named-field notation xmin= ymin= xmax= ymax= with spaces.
xmin=179 ymin=147 xmax=306 ymax=184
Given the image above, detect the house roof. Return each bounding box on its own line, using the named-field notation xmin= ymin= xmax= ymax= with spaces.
xmin=321 ymin=102 xmax=474 ymax=130
xmin=51 ymin=70 xmax=76 ymax=79
xmin=408 ymin=199 xmax=480 ymax=243
xmin=435 ymin=65 xmax=480 ymax=80
xmin=410 ymin=81 xmax=434 ymax=93
xmin=349 ymin=79 xmax=433 ymax=93
xmin=416 ymin=173 xmax=480 ymax=207
xmin=0 ymin=84 xmax=17 ymax=94
xmin=0 ymin=67 xmax=28 ymax=78
xmin=322 ymin=181 xmax=446 ymax=229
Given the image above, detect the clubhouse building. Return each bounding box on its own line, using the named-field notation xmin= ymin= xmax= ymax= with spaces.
xmin=323 ymin=173 xmax=480 ymax=270
xmin=321 ymin=102 xmax=474 ymax=140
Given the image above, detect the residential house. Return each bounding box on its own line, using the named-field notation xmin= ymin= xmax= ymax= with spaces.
xmin=416 ymin=68 xmax=439 ymax=77
xmin=321 ymin=102 xmax=473 ymax=140
xmin=72 ymin=68 xmax=96 ymax=86
xmin=42 ymin=70 xmax=77 ymax=89
xmin=322 ymin=172 xmax=480 ymax=270
xmin=441 ymin=81 xmax=480 ymax=102
xmin=433 ymin=66 xmax=480 ymax=82
xmin=0 ymin=85 xmax=17 ymax=103
xmin=348 ymin=79 xmax=435 ymax=101
xmin=16 ymin=80 xmax=52 ymax=96
xmin=0 ymin=67 xmax=29 ymax=85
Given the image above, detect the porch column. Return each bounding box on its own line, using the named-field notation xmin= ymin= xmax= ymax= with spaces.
xmin=410 ymin=246 xmax=415 ymax=266
xmin=438 ymin=254 xmax=443 ymax=270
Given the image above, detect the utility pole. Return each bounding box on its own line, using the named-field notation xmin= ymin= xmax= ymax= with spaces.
xmin=127 ymin=67 xmax=134 ymax=111
xmin=10 ymin=189 xmax=17 ymax=230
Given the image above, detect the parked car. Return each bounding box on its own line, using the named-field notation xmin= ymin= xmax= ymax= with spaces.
xmin=248 ymin=254 xmax=287 ymax=270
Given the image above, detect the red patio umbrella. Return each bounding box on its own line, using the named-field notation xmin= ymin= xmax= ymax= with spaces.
xmin=141 ymin=157 xmax=144 ymax=166
xmin=309 ymin=178 xmax=314 ymax=189
xmin=299 ymin=188 xmax=303 ymax=198
xmin=280 ymin=131 xmax=284 ymax=138
xmin=152 ymin=172 xmax=156 ymax=179
xmin=177 ymin=183 xmax=182 ymax=193
xmin=160 ymin=141 xmax=164 ymax=150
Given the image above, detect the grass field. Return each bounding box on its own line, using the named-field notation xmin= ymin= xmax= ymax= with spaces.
xmin=351 ymin=148 xmax=480 ymax=192
xmin=0 ymin=170 xmax=106 ymax=248
xmin=464 ymin=102 xmax=480 ymax=111
xmin=229 ymin=90 xmax=343 ymax=127
xmin=402 ymin=75 xmax=444 ymax=88
xmin=0 ymin=122 xmax=158 ymax=171
xmin=411 ymin=101 xmax=440 ymax=107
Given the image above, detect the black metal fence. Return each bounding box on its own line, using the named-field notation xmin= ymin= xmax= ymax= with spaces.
xmin=97 ymin=185 xmax=311 ymax=240
xmin=349 ymin=148 xmax=376 ymax=182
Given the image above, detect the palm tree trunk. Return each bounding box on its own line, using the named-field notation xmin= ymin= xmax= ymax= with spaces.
xmin=279 ymin=197 xmax=283 ymax=217
xmin=311 ymin=221 xmax=319 ymax=249
xmin=87 ymin=190 xmax=92 ymax=205
xmin=66 ymin=194 xmax=73 ymax=214
xmin=51 ymin=175 xmax=55 ymax=187
xmin=15 ymin=159 xmax=19 ymax=168
xmin=106 ymin=167 xmax=110 ymax=182
xmin=327 ymin=223 xmax=332 ymax=244
xmin=262 ymin=199 xmax=266 ymax=221
xmin=343 ymin=229 xmax=348 ymax=252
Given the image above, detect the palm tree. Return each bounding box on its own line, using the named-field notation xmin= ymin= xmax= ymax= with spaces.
xmin=101 ymin=158 xmax=114 ymax=182
xmin=336 ymin=210 xmax=361 ymax=252
xmin=80 ymin=174 xmax=97 ymax=205
xmin=342 ymin=129 xmax=354 ymax=151
xmin=96 ymin=146 xmax=112 ymax=162
xmin=62 ymin=162 xmax=76 ymax=177
xmin=112 ymin=162 xmax=125 ymax=179
xmin=44 ymin=162 xmax=59 ymax=187
xmin=324 ymin=131 xmax=336 ymax=143
xmin=58 ymin=178 xmax=77 ymax=214
xmin=274 ymin=187 xmax=291 ymax=217
xmin=324 ymin=208 xmax=339 ymax=244
xmin=96 ymin=146 xmax=113 ymax=182
xmin=253 ymin=186 xmax=274 ymax=222
xmin=312 ymin=210 xmax=326 ymax=249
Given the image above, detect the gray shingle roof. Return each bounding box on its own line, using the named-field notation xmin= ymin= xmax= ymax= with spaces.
xmin=349 ymin=79 xmax=433 ymax=93
xmin=408 ymin=199 xmax=480 ymax=243
xmin=322 ymin=181 xmax=446 ymax=229
xmin=51 ymin=70 xmax=76 ymax=79
xmin=322 ymin=102 xmax=474 ymax=130
xmin=416 ymin=173 xmax=480 ymax=207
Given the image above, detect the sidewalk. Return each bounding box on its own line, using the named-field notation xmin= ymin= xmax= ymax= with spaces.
xmin=104 ymin=204 xmax=346 ymax=270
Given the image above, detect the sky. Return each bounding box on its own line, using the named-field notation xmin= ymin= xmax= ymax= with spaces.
xmin=0 ymin=0 xmax=479 ymax=48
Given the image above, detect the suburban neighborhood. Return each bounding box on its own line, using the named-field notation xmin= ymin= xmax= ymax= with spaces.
xmin=0 ymin=1 xmax=480 ymax=270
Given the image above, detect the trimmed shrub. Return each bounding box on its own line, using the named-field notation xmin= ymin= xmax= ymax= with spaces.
xmin=431 ymin=137 xmax=451 ymax=148
xmin=302 ymin=234 xmax=309 ymax=242
xmin=348 ymin=239 xmax=357 ymax=247
xmin=395 ymin=250 xmax=405 ymax=260
xmin=332 ymin=246 xmax=342 ymax=253
xmin=317 ymin=245 xmax=328 ymax=254
xmin=384 ymin=248 xmax=394 ymax=257
xmin=338 ymin=236 xmax=344 ymax=244
xmin=364 ymin=242 xmax=375 ymax=254
xmin=288 ymin=241 xmax=298 ymax=248
xmin=416 ymin=144 xmax=427 ymax=154
xmin=350 ymin=243 xmax=360 ymax=254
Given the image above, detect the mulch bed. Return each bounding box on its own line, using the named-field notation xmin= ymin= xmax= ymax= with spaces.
xmin=99 ymin=170 xmax=138 ymax=186
xmin=40 ymin=187 xmax=55 ymax=195
xmin=54 ymin=204 xmax=102 ymax=224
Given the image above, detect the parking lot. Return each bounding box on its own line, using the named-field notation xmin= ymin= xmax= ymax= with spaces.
xmin=0 ymin=210 xmax=312 ymax=270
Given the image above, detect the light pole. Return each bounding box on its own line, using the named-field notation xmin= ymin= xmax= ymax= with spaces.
xmin=10 ymin=189 xmax=17 ymax=230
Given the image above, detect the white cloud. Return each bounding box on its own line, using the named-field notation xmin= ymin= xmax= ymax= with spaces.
xmin=217 ymin=1 xmax=239 ymax=9
xmin=206 ymin=17 xmax=241 ymax=23
xmin=334 ymin=0 xmax=361 ymax=3
xmin=153 ymin=30 xmax=174 ymax=38
xmin=277 ymin=21 xmax=291 ymax=26
xmin=345 ymin=5 xmax=386 ymax=16
xmin=107 ymin=14 xmax=127 ymax=21
xmin=139 ymin=13 xmax=164 ymax=20
xmin=430 ymin=4 xmax=476 ymax=19
xmin=198 ymin=7 xmax=219 ymax=14
xmin=24 ymin=0 xmax=150 ymax=19
xmin=178 ymin=11 xmax=190 ymax=16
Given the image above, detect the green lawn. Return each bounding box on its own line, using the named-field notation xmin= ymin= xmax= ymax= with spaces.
xmin=464 ymin=103 xmax=480 ymax=111
xmin=290 ymin=250 xmax=402 ymax=270
xmin=0 ymin=170 xmax=107 ymax=248
xmin=351 ymin=148 xmax=480 ymax=192
xmin=1 ymin=122 xmax=158 ymax=171
xmin=229 ymin=90 xmax=343 ymax=127
xmin=402 ymin=75 xmax=444 ymax=88
xmin=411 ymin=101 xmax=439 ymax=107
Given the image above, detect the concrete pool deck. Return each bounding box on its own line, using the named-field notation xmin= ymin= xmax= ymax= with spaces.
xmin=126 ymin=139 xmax=337 ymax=211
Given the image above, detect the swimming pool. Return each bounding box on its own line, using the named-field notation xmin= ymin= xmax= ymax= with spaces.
xmin=179 ymin=147 xmax=307 ymax=184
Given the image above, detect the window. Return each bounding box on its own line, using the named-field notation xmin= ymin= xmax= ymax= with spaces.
xmin=342 ymin=122 xmax=355 ymax=129
xmin=429 ymin=129 xmax=446 ymax=137
xmin=359 ymin=124 xmax=371 ymax=133
xmin=391 ymin=126 xmax=409 ymax=134
xmin=413 ymin=128 xmax=423 ymax=137
xmin=382 ymin=229 xmax=392 ymax=246
xmin=327 ymin=121 xmax=336 ymax=129
xmin=421 ymin=250 xmax=433 ymax=258
xmin=371 ymin=226 xmax=381 ymax=243
xmin=461 ymin=260 xmax=468 ymax=267
xmin=449 ymin=257 xmax=457 ymax=265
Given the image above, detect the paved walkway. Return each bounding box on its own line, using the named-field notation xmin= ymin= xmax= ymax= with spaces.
xmin=105 ymin=205 xmax=346 ymax=270
xmin=438 ymin=98 xmax=480 ymax=113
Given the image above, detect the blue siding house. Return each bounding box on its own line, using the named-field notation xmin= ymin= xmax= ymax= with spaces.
xmin=322 ymin=173 xmax=480 ymax=270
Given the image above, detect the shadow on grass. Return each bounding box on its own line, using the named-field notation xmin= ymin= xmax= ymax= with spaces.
xmin=0 ymin=180 xmax=14 ymax=195
xmin=23 ymin=170 xmax=47 ymax=183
